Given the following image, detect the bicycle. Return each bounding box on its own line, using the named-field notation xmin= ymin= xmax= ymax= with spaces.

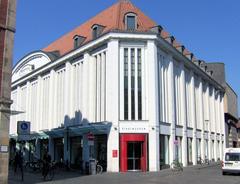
xmin=198 ymin=157 xmax=210 ymax=165
xmin=25 ymin=159 xmax=43 ymax=173
xmin=96 ymin=160 xmax=103 ymax=174
xmin=171 ymin=160 xmax=183 ymax=172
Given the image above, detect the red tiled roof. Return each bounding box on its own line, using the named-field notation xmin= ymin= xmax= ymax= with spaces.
xmin=43 ymin=0 xmax=157 ymax=56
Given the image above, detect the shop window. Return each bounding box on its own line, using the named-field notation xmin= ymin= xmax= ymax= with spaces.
xmin=160 ymin=135 xmax=170 ymax=169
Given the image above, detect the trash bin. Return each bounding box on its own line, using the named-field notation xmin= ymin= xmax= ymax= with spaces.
xmin=89 ymin=159 xmax=96 ymax=175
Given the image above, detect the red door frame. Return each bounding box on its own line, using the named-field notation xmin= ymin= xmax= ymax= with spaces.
xmin=120 ymin=134 xmax=147 ymax=172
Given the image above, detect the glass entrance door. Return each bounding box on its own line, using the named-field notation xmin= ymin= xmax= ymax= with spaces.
xmin=127 ymin=142 xmax=143 ymax=171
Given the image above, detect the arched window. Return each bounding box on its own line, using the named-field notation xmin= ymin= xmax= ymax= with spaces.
xmin=125 ymin=13 xmax=137 ymax=30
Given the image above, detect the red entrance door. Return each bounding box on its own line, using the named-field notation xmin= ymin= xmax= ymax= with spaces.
xmin=120 ymin=134 xmax=147 ymax=172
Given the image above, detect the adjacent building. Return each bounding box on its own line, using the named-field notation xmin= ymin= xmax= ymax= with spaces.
xmin=206 ymin=63 xmax=239 ymax=148
xmin=10 ymin=0 xmax=226 ymax=172
xmin=0 ymin=0 xmax=17 ymax=183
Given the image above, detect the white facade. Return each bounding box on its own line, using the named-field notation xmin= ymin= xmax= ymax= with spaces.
xmin=10 ymin=32 xmax=225 ymax=172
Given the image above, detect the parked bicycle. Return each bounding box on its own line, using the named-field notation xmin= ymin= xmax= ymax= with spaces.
xmin=197 ymin=156 xmax=210 ymax=165
xmin=171 ymin=160 xmax=183 ymax=172
xmin=25 ymin=159 xmax=43 ymax=173
xmin=96 ymin=160 xmax=103 ymax=174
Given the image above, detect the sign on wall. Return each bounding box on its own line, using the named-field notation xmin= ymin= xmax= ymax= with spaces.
xmin=112 ymin=150 xmax=118 ymax=158
xmin=0 ymin=145 xmax=8 ymax=153
xmin=17 ymin=121 xmax=30 ymax=135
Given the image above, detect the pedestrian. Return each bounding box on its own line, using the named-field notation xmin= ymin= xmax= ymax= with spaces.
xmin=14 ymin=150 xmax=24 ymax=181
xmin=42 ymin=151 xmax=52 ymax=179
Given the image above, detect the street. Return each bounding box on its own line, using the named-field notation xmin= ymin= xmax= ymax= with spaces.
xmin=8 ymin=164 xmax=240 ymax=184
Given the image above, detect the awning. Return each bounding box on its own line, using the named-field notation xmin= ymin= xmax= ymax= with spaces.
xmin=10 ymin=122 xmax=112 ymax=141
xmin=43 ymin=128 xmax=65 ymax=138
xmin=68 ymin=122 xmax=112 ymax=136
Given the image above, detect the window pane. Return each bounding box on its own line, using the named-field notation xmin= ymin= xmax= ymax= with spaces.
xmin=124 ymin=48 xmax=128 ymax=120
xmin=225 ymin=153 xmax=240 ymax=161
xmin=127 ymin=16 xmax=136 ymax=30
xmin=137 ymin=49 xmax=142 ymax=120
xmin=93 ymin=27 xmax=98 ymax=39
xmin=131 ymin=49 xmax=135 ymax=120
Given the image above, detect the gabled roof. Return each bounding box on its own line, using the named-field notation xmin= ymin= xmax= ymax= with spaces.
xmin=43 ymin=0 xmax=157 ymax=56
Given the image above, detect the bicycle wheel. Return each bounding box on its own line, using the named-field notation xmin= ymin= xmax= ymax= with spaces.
xmin=96 ymin=165 xmax=103 ymax=174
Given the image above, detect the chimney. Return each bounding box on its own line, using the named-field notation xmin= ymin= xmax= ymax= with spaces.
xmin=176 ymin=45 xmax=185 ymax=53
xmin=151 ymin=25 xmax=163 ymax=35
xmin=185 ymin=53 xmax=194 ymax=61
xmin=165 ymin=36 xmax=175 ymax=44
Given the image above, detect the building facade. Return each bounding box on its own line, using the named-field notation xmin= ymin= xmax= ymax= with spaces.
xmin=207 ymin=63 xmax=239 ymax=148
xmin=10 ymin=0 xmax=226 ymax=172
xmin=0 ymin=0 xmax=16 ymax=183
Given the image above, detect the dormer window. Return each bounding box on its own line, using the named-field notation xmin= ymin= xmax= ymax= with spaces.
xmin=92 ymin=26 xmax=98 ymax=39
xmin=125 ymin=13 xmax=137 ymax=30
xmin=73 ymin=35 xmax=86 ymax=49
xmin=91 ymin=24 xmax=105 ymax=39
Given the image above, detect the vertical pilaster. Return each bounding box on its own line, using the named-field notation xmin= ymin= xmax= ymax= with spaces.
xmin=190 ymin=71 xmax=197 ymax=165
xmin=25 ymin=81 xmax=31 ymax=121
xmin=106 ymin=39 xmax=119 ymax=172
xmin=83 ymin=53 xmax=90 ymax=120
xmin=49 ymin=69 xmax=55 ymax=129
xmin=168 ymin=56 xmax=176 ymax=165
xmin=96 ymin=54 xmax=101 ymax=122
xmin=88 ymin=54 xmax=96 ymax=122
xmin=36 ymin=76 xmax=43 ymax=131
xmin=217 ymin=93 xmax=223 ymax=160
xmin=64 ymin=62 xmax=71 ymax=126
xmin=180 ymin=63 xmax=187 ymax=167
xmin=147 ymin=40 xmax=160 ymax=171
xmin=101 ymin=52 xmax=106 ymax=121
xmin=213 ymin=88 xmax=218 ymax=161
xmin=206 ymin=84 xmax=212 ymax=161
xmin=199 ymin=79 xmax=205 ymax=160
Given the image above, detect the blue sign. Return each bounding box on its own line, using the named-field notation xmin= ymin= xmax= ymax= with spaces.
xmin=21 ymin=122 xmax=28 ymax=130
xmin=17 ymin=121 xmax=30 ymax=135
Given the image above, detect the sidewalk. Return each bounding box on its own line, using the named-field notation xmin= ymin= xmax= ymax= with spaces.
xmin=8 ymin=168 xmax=83 ymax=184
xmin=8 ymin=162 xmax=221 ymax=184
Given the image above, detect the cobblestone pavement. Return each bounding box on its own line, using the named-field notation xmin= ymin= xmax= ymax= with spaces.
xmin=9 ymin=164 xmax=240 ymax=184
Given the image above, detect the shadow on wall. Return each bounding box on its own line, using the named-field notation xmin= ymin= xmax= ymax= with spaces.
xmin=61 ymin=110 xmax=90 ymax=128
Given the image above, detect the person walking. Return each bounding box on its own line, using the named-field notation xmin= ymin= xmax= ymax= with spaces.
xmin=42 ymin=151 xmax=52 ymax=180
xmin=14 ymin=150 xmax=24 ymax=181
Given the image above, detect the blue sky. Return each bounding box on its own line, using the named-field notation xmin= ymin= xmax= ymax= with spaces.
xmin=14 ymin=0 xmax=239 ymax=116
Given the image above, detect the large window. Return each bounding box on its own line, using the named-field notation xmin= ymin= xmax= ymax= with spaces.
xmin=122 ymin=47 xmax=143 ymax=121
xmin=131 ymin=49 xmax=135 ymax=120
xmin=124 ymin=48 xmax=128 ymax=120
xmin=187 ymin=138 xmax=193 ymax=165
xmin=160 ymin=135 xmax=170 ymax=169
xmin=137 ymin=49 xmax=142 ymax=120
